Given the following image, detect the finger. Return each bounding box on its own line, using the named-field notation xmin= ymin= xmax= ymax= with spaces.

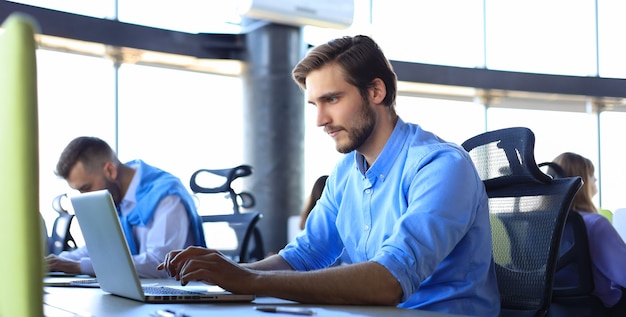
xmin=180 ymin=268 xmax=215 ymax=286
xmin=166 ymin=247 xmax=212 ymax=277
xmin=44 ymin=254 xmax=53 ymax=260
xmin=164 ymin=247 xmax=219 ymax=279
xmin=179 ymin=258 xmax=217 ymax=286
xmin=161 ymin=250 xmax=183 ymax=277
xmin=157 ymin=251 xmax=176 ymax=271
xmin=178 ymin=253 xmax=227 ymax=285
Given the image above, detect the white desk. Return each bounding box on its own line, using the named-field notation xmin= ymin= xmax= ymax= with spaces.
xmin=43 ymin=279 xmax=466 ymax=317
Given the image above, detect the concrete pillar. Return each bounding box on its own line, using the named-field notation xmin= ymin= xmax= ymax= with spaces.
xmin=242 ymin=22 xmax=306 ymax=254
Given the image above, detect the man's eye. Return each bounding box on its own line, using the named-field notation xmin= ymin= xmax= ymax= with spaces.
xmin=328 ymin=97 xmax=338 ymax=103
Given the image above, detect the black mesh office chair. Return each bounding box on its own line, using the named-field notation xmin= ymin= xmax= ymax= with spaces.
xmin=462 ymin=127 xmax=582 ymax=317
xmin=48 ymin=193 xmax=78 ymax=255
xmin=190 ymin=164 xmax=265 ymax=263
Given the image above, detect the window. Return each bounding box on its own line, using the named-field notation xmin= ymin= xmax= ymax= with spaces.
xmin=20 ymin=0 xmax=626 ymax=231
xmin=485 ymin=0 xmax=597 ymax=76
xmin=37 ymin=50 xmax=115 ymax=226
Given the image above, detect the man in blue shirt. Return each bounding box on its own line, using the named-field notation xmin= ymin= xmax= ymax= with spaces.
xmin=158 ymin=35 xmax=500 ymax=316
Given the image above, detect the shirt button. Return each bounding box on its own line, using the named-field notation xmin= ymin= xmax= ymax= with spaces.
xmin=364 ymin=225 xmax=370 ymax=231
xmin=365 ymin=189 xmax=371 ymax=194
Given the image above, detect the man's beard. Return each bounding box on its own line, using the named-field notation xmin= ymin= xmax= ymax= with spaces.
xmin=105 ymin=178 xmax=123 ymax=206
xmin=336 ymin=97 xmax=376 ymax=154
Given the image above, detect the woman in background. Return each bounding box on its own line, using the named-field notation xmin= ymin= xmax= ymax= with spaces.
xmin=550 ymin=152 xmax=626 ymax=316
xmin=299 ymin=175 xmax=328 ymax=230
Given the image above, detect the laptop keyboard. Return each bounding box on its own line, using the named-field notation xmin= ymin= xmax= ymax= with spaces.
xmin=69 ymin=278 xmax=98 ymax=286
xmin=143 ymin=286 xmax=206 ymax=295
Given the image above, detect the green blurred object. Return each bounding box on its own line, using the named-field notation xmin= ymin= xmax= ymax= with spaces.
xmin=0 ymin=12 xmax=43 ymax=317
xmin=599 ymin=209 xmax=613 ymax=223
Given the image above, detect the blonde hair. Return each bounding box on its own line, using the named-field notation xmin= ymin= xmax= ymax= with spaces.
xmin=552 ymin=152 xmax=597 ymax=213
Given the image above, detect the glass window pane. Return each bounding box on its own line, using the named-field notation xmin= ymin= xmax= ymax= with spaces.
xmin=597 ymin=0 xmax=626 ymax=78
xmin=13 ymin=0 xmax=115 ymax=18
xmin=371 ymin=0 xmax=484 ymax=68
xmin=117 ymin=64 xmax=244 ymax=214
xmin=37 ymin=50 xmax=116 ymax=226
xmin=117 ymin=0 xmax=241 ymax=33
xmin=396 ymin=96 xmax=486 ymax=145
xmin=487 ymin=108 xmax=598 ymax=162
xmin=485 ymin=0 xmax=597 ymax=76
xmin=599 ymin=111 xmax=626 ymax=211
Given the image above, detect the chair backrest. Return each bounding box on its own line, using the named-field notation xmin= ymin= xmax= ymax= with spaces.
xmin=48 ymin=194 xmax=78 ymax=255
xmin=200 ymin=212 xmax=264 ymax=263
xmin=552 ymin=211 xmax=594 ymax=297
xmin=540 ymin=161 xmax=609 ymax=316
xmin=462 ymin=127 xmax=582 ymax=317
xmin=190 ymin=165 xmax=265 ymax=262
xmin=190 ymin=165 xmax=255 ymax=214
xmin=538 ymin=161 xmax=595 ymax=297
xmin=549 ymin=211 xmax=608 ymax=316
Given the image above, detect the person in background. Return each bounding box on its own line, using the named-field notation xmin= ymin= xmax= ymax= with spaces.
xmin=299 ymin=175 xmax=328 ymax=230
xmin=549 ymin=152 xmax=626 ymax=316
xmin=158 ymin=35 xmax=500 ymax=316
xmin=297 ymin=174 xmax=348 ymax=266
xmin=45 ymin=136 xmax=206 ymax=278
xmin=270 ymin=175 xmax=329 ymax=258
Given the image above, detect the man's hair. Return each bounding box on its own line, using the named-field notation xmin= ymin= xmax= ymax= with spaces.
xmin=55 ymin=136 xmax=119 ymax=179
xmin=292 ymin=35 xmax=397 ymax=109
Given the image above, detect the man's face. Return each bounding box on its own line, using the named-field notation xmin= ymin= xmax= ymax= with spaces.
xmin=306 ymin=63 xmax=376 ymax=154
xmin=67 ymin=161 xmax=123 ymax=205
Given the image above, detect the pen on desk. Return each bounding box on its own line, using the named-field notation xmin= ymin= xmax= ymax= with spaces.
xmin=152 ymin=310 xmax=174 ymax=317
xmin=151 ymin=309 xmax=189 ymax=317
xmin=255 ymin=306 xmax=316 ymax=315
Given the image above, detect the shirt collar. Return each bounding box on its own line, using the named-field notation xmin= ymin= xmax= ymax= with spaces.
xmin=355 ymin=117 xmax=408 ymax=182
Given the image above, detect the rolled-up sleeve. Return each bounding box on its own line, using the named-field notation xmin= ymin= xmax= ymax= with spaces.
xmin=279 ymin=172 xmax=346 ymax=270
xmin=371 ymin=148 xmax=483 ymax=302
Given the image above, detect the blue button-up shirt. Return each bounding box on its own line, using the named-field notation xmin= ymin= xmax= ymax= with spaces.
xmin=280 ymin=119 xmax=500 ymax=316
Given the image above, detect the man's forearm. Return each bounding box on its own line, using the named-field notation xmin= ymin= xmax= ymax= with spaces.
xmin=249 ymin=261 xmax=402 ymax=306
xmin=243 ymin=254 xmax=294 ymax=271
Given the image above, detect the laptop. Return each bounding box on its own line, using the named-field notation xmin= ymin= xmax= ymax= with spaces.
xmin=43 ymin=276 xmax=100 ymax=288
xmin=69 ymin=189 xmax=255 ymax=303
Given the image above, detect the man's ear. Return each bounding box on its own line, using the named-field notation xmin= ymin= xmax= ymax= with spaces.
xmin=369 ymin=78 xmax=386 ymax=105
xmin=103 ymin=161 xmax=118 ymax=180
